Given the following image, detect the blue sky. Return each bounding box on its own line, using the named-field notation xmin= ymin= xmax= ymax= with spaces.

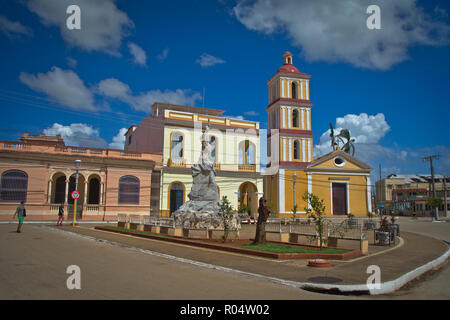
xmin=0 ymin=0 xmax=449 ymax=179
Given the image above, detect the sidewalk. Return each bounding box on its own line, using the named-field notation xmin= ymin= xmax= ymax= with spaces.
xmin=55 ymin=223 xmax=449 ymax=295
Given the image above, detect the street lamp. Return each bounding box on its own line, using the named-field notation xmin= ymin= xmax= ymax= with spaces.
xmin=73 ymin=159 xmax=81 ymax=226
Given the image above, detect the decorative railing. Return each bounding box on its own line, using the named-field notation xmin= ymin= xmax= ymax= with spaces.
xmin=168 ymin=158 xmax=186 ymax=168
xmin=238 ymin=164 xmax=256 ymax=172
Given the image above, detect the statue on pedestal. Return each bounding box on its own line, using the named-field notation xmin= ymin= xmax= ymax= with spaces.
xmin=173 ymin=125 xmax=221 ymax=228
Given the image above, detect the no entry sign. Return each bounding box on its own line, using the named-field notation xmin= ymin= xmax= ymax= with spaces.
xmin=71 ymin=190 xmax=80 ymax=200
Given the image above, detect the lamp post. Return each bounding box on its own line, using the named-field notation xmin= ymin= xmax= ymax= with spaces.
xmin=73 ymin=159 xmax=81 ymax=227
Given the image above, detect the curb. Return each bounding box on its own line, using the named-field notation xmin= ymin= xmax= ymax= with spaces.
xmin=299 ymin=245 xmax=450 ymax=295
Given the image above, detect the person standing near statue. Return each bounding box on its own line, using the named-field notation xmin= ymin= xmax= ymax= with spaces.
xmin=253 ymin=197 xmax=271 ymax=244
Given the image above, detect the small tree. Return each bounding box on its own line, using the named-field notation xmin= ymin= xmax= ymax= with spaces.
xmin=218 ymin=196 xmax=236 ymax=243
xmin=302 ymin=191 xmax=327 ymax=250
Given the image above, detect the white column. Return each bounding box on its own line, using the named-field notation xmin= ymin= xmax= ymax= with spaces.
xmin=47 ymin=180 xmax=52 ymax=203
xmin=281 ymin=79 xmax=285 ymax=98
xmin=83 ymin=181 xmax=88 ymax=205
xmin=300 ymin=80 xmax=304 ymax=100
xmin=308 ymin=139 xmax=312 ymax=162
xmin=302 ymin=139 xmax=306 ymax=162
xmin=306 ymin=80 xmax=309 ymax=100
xmin=282 ymin=107 xmax=286 ymax=128
xmin=282 ymin=137 xmax=286 ymax=161
xmin=301 ymin=108 xmax=305 ymax=130
xmin=279 ymin=169 xmax=285 ymax=214
xmin=306 ymin=109 xmax=310 ymax=130
xmin=367 ymin=176 xmax=372 ymax=213
xmin=287 ymin=106 xmax=291 ymax=128
xmin=288 ymin=138 xmax=292 ymax=162
xmin=64 ymin=179 xmax=69 ymax=204
xmin=100 ymin=183 xmax=104 ymax=205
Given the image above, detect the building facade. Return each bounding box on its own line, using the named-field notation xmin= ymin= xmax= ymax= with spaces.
xmin=125 ymin=103 xmax=263 ymax=217
xmin=375 ymin=173 xmax=449 ymax=216
xmin=0 ymin=134 xmax=162 ymax=221
xmin=263 ymin=52 xmax=373 ymax=217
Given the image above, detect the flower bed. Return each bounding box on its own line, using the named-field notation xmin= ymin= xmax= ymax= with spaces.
xmin=95 ymin=225 xmax=362 ymax=260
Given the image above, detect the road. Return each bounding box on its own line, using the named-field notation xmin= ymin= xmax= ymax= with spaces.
xmin=0 ymin=218 xmax=448 ymax=300
xmin=0 ymin=224 xmax=338 ymax=300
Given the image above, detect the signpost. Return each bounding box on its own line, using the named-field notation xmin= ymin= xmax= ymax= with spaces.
xmin=72 ymin=160 xmax=81 ymax=227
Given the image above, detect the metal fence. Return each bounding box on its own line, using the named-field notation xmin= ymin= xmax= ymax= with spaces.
xmin=265 ymin=218 xmax=370 ymax=241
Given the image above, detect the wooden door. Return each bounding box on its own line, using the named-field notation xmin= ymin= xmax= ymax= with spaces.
xmin=332 ymin=183 xmax=347 ymax=215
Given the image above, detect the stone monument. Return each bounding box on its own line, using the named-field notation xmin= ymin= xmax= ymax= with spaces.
xmin=173 ymin=125 xmax=222 ymax=228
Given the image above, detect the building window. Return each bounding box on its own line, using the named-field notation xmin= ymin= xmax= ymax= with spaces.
xmin=128 ymin=135 xmax=132 ymax=145
xmin=169 ymin=182 xmax=184 ymax=215
xmin=291 ymin=82 xmax=297 ymax=99
xmin=0 ymin=170 xmax=28 ymax=202
xmin=293 ymin=140 xmax=300 ymax=160
xmin=210 ymin=136 xmax=216 ymax=161
xmin=334 ymin=157 xmax=346 ymax=167
xmin=292 ymin=109 xmax=299 ymax=127
xmin=239 ymin=140 xmax=255 ymax=165
xmin=171 ymin=132 xmax=184 ymax=159
xmin=118 ymin=176 xmax=140 ymax=204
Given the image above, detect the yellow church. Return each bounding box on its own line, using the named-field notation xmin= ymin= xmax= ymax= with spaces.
xmin=263 ymin=52 xmax=373 ymax=218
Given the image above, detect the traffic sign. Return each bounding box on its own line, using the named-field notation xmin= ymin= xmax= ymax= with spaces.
xmin=71 ymin=190 xmax=80 ymax=200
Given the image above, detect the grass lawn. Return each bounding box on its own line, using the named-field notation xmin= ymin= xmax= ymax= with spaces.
xmin=241 ymin=242 xmax=350 ymax=254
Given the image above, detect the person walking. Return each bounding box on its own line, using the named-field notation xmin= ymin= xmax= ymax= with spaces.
xmin=13 ymin=201 xmax=26 ymax=233
xmin=57 ymin=203 xmax=64 ymax=226
xmin=253 ymin=197 xmax=271 ymax=244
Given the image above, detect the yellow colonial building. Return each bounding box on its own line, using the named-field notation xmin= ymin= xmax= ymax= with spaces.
xmin=263 ymin=52 xmax=373 ymax=217
xmin=125 ymin=103 xmax=263 ymax=217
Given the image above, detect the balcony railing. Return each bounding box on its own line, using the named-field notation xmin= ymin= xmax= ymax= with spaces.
xmin=168 ymin=158 xmax=187 ymax=168
xmin=238 ymin=164 xmax=256 ymax=172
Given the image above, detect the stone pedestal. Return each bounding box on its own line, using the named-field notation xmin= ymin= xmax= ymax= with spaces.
xmin=173 ymin=228 xmax=183 ymax=237
xmin=360 ymin=239 xmax=369 ymax=255
xmin=289 ymin=233 xmax=299 ymax=243
xmin=278 ymin=232 xmax=290 ymax=243
xmin=118 ymin=221 xmax=129 ymax=229
xmin=328 ymin=237 xmax=339 ymax=248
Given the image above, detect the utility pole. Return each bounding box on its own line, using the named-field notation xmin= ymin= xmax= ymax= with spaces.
xmin=423 ymin=155 xmax=440 ymax=220
xmin=444 ymin=176 xmax=448 ymax=218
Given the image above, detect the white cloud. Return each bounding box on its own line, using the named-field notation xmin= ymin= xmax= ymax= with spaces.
xmin=157 ymin=48 xmax=169 ymax=62
xmin=109 ymin=127 xmax=127 ymax=149
xmin=43 ymin=123 xmax=108 ymax=148
xmin=314 ymin=113 xmax=390 ymax=158
xmin=97 ymin=78 xmax=202 ymax=112
xmin=196 ymin=53 xmax=226 ymax=68
xmin=128 ymin=42 xmax=147 ymax=66
xmin=66 ymin=57 xmax=77 ymax=68
xmin=244 ymin=110 xmax=259 ymax=116
xmin=26 ymin=0 xmax=134 ymax=56
xmin=233 ymin=0 xmax=450 ymax=70
xmin=19 ymin=66 xmax=97 ymax=111
xmin=0 ymin=15 xmax=33 ymax=38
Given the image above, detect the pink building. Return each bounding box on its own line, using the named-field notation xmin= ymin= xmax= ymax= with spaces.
xmin=0 ymin=133 xmax=162 ymax=221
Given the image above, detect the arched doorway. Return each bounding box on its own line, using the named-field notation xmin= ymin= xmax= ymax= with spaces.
xmin=52 ymin=173 xmax=66 ymax=204
xmin=238 ymin=182 xmax=258 ymax=218
xmin=88 ymin=175 xmax=101 ymax=204
xmin=169 ymin=182 xmax=185 ymax=216
xmin=68 ymin=173 xmax=85 ymax=204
